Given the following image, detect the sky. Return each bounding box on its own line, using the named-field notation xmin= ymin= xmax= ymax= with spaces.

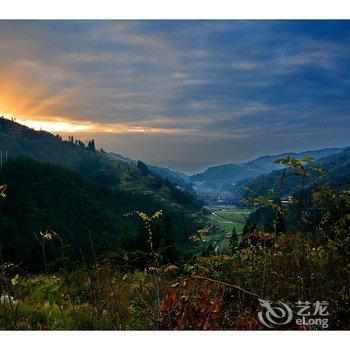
xmin=0 ymin=20 xmax=349 ymax=173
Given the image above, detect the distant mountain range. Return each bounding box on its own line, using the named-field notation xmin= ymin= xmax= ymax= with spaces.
xmin=85 ymin=139 xmax=350 ymax=203
xmin=238 ymin=147 xmax=350 ymax=199
xmin=189 ymin=147 xmax=348 ymax=201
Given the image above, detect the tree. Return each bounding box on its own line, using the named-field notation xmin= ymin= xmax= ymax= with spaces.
xmin=229 ymin=226 xmax=238 ymax=253
xmin=137 ymin=160 xmax=149 ymax=175
xmin=274 ymin=211 xmax=286 ymax=236
xmin=96 ymin=231 xmax=114 ymax=258
xmin=152 ymin=176 xmax=163 ymax=190
xmin=88 ymin=139 xmax=96 ymax=151
xmin=240 ymin=220 xmax=257 ymax=248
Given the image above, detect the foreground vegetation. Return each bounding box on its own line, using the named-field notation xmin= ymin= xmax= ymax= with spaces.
xmin=0 ymin=154 xmax=349 ymax=330
xmin=0 ymin=232 xmax=348 ymax=330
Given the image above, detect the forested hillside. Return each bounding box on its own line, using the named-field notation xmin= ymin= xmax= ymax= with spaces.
xmin=1 ymin=118 xmax=349 ymax=330
xmin=108 ymin=152 xmax=193 ymax=192
xmin=0 ymin=117 xmax=201 ymax=211
xmin=0 ymin=158 xmax=204 ymax=271
xmin=0 ymin=118 xmax=206 ymax=272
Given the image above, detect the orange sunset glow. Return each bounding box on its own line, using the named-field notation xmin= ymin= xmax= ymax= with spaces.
xmin=0 ymin=74 xmax=185 ymax=135
xmin=0 ymin=87 xmax=176 ymax=134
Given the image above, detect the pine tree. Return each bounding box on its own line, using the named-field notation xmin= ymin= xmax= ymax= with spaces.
xmin=88 ymin=139 xmax=96 ymax=151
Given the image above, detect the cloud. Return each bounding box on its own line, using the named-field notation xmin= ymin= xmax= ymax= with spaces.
xmin=0 ymin=20 xmax=349 ymax=169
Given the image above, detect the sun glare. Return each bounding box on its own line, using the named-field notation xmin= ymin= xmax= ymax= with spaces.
xmin=0 ymin=88 xmax=178 ymax=135
xmin=0 ymin=112 xmax=13 ymax=120
xmin=10 ymin=117 xmax=179 ymax=135
xmin=0 ymin=96 xmax=178 ymax=135
xmin=16 ymin=118 xmax=93 ymax=133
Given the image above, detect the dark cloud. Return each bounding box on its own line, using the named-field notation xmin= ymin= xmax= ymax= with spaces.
xmin=0 ymin=20 xmax=349 ymax=171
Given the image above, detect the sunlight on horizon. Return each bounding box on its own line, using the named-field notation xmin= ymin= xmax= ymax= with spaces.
xmin=16 ymin=118 xmax=94 ymax=133
xmin=2 ymin=115 xmax=182 ymax=135
xmin=0 ymin=83 xmax=182 ymax=135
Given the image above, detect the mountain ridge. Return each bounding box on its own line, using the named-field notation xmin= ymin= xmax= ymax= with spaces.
xmin=190 ymin=146 xmax=348 ymax=201
xmin=238 ymin=147 xmax=350 ymax=199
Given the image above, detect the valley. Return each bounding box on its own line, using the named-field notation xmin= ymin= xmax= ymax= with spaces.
xmin=204 ymin=205 xmax=253 ymax=251
xmin=0 ymin=118 xmax=349 ymax=330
